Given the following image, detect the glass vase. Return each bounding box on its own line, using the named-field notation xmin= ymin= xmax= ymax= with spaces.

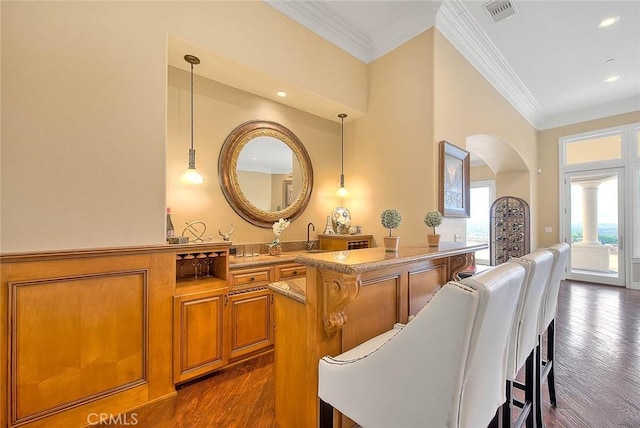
xmin=269 ymin=244 xmax=282 ymax=256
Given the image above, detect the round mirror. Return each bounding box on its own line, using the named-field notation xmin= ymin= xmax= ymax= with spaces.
xmin=218 ymin=120 xmax=313 ymax=227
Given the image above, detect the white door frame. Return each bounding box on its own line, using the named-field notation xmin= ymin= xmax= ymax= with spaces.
xmin=562 ymin=167 xmax=625 ymax=286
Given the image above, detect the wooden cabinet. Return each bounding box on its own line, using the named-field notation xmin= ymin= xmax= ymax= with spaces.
xmin=228 ymin=288 xmax=274 ymax=360
xmin=173 ymin=245 xmax=230 ymax=384
xmin=319 ymin=234 xmax=373 ymax=251
xmin=173 ymin=286 xmax=227 ymax=383
xmin=173 ymin=252 xmax=305 ymax=383
xmin=226 ymin=262 xmax=305 ymax=362
xmin=227 ymin=265 xmax=275 ymax=362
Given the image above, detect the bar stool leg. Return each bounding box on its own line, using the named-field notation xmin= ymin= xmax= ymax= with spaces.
xmin=525 ymin=349 xmax=536 ymax=428
xmin=502 ymin=381 xmax=512 ymax=427
xmin=319 ymin=399 xmax=334 ymax=428
xmin=488 ymin=407 xmax=500 ymax=428
xmin=535 ymin=335 xmax=543 ymax=428
xmin=547 ymin=319 xmax=557 ymax=407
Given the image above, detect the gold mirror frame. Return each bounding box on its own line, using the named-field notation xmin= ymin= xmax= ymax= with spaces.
xmin=218 ymin=120 xmax=314 ymax=228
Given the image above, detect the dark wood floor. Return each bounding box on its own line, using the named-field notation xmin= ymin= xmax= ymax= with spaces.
xmin=112 ymin=280 xmax=640 ymax=427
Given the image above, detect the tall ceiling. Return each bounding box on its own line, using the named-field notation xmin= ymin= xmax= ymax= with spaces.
xmin=265 ymin=0 xmax=640 ymax=130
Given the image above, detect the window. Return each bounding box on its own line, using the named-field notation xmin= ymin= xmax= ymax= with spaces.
xmin=565 ymin=132 xmax=622 ymax=165
xmin=468 ymin=180 xmax=495 ymax=265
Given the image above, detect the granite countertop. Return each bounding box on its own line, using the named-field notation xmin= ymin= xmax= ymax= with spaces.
xmin=293 ymin=241 xmax=487 ymax=275
xmin=264 ymin=242 xmax=485 ymax=305
xmin=268 ymin=277 xmax=306 ymax=304
xmin=229 ymin=250 xmax=311 ymax=269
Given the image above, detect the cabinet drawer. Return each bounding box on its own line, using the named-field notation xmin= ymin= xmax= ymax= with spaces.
xmin=277 ymin=264 xmax=306 ymax=279
xmin=230 ymin=267 xmax=273 ymax=287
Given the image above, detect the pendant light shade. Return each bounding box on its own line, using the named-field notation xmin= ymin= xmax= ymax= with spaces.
xmin=336 ymin=113 xmax=348 ymax=198
xmin=181 ymin=54 xmax=204 ymax=185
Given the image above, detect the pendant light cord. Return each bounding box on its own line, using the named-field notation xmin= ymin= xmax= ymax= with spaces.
xmin=184 ymin=54 xmax=200 ymax=170
xmin=190 ymin=61 xmax=194 ymax=152
xmin=341 ymin=115 xmax=344 ymax=175
xmin=181 ymin=54 xmax=203 ymax=184
xmin=338 ymin=113 xmax=347 ymax=187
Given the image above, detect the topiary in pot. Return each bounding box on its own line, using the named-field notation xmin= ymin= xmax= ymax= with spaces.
xmin=380 ymin=209 xmax=402 ymax=252
xmin=424 ymin=210 xmax=443 ymax=247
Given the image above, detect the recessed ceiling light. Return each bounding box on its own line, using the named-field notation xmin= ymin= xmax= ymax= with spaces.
xmin=604 ymin=75 xmax=621 ymax=83
xmin=276 ymin=91 xmax=287 ymax=97
xmin=599 ymin=16 xmax=620 ymax=28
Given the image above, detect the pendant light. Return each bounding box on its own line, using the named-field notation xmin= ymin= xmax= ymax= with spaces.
xmin=180 ymin=54 xmax=204 ymax=185
xmin=336 ymin=113 xmax=348 ymax=198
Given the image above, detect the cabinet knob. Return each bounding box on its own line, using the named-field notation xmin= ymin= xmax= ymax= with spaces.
xmin=292 ymin=271 xmax=298 ymax=275
xmin=250 ymin=277 xmax=255 ymax=281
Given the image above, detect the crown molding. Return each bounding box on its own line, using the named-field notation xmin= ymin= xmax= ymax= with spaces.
xmin=264 ymin=0 xmax=373 ymax=62
xmin=368 ymin=5 xmax=440 ymax=61
xmin=436 ymin=0 xmax=542 ymax=128
xmin=537 ymin=95 xmax=640 ymax=130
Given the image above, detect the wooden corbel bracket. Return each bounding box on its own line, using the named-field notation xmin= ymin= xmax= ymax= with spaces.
xmin=321 ymin=271 xmax=361 ymax=337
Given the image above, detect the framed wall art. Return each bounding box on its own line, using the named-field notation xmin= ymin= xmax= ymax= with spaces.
xmin=438 ymin=140 xmax=470 ymax=218
xmin=283 ymin=179 xmax=293 ymax=208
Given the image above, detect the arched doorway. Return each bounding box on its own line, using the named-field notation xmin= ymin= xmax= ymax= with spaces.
xmin=466 ymin=135 xmax=531 ymax=265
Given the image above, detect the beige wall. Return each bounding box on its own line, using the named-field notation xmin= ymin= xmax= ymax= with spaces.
xmin=1 ymin=1 xmax=365 ymax=252
xmin=348 ymin=30 xmax=436 ymax=245
xmin=167 ymin=67 xmax=342 ymax=245
xmin=432 ymin=31 xmax=538 ymax=245
xmin=471 ymin=165 xmax=496 ymax=182
xmin=537 ymin=111 xmax=640 ymax=247
xmin=4 ymin=1 xmax=622 ymax=254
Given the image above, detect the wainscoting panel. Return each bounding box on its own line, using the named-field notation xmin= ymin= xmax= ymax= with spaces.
xmin=408 ymin=263 xmax=446 ymax=316
xmin=342 ymin=273 xmax=402 ymax=351
xmin=0 ymin=247 xmax=182 ymax=428
xmin=9 ymin=270 xmax=148 ymax=425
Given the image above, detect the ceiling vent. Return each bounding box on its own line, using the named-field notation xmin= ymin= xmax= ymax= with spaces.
xmin=483 ymin=0 xmax=517 ymax=23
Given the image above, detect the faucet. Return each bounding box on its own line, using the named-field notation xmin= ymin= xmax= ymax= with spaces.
xmin=306 ymin=222 xmax=315 ymax=251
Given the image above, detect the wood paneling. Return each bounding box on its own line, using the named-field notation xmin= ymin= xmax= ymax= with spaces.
xmin=10 ymin=271 xmax=147 ymax=423
xmin=0 ymin=244 xmax=228 ymax=428
xmin=408 ymin=264 xmax=446 ymax=316
xmin=342 ymin=274 xmax=401 ymax=350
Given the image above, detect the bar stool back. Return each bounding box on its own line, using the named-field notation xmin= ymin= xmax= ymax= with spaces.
xmin=503 ymin=250 xmax=554 ymax=428
xmin=535 ymin=242 xmax=570 ymax=427
xmin=317 ymin=262 xmax=525 ymax=428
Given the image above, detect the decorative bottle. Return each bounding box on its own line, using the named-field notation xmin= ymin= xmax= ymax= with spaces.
xmin=166 ymin=207 xmax=175 ymax=242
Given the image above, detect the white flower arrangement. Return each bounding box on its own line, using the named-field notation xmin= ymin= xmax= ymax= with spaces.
xmin=270 ymin=218 xmax=290 ymax=247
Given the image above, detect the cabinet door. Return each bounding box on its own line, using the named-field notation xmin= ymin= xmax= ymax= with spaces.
xmin=173 ymin=289 xmax=227 ymax=383
xmin=228 ymin=289 xmax=274 ymax=360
